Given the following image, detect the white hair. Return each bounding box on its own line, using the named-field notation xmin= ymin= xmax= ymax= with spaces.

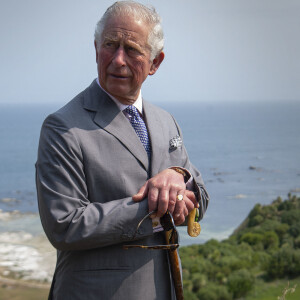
xmin=94 ymin=1 xmax=164 ymax=60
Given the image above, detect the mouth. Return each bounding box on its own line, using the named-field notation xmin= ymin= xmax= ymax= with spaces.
xmin=110 ymin=74 xmax=128 ymax=79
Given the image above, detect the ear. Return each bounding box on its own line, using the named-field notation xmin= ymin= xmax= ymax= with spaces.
xmin=149 ymin=52 xmax=165 ymax=76
xmin=94 ymin=41 xmax=99 ymax=63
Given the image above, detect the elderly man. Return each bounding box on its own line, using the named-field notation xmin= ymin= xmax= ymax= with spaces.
xmin=36 ymin=1 xmax=209 ymax=299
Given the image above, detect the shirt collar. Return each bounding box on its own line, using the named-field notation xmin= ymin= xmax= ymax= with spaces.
xmin=96 ymin=78 xmax=143 ymax=115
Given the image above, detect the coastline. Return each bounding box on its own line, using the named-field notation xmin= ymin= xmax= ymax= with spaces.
xmin=0 ymin=210 xmax=55 ymax=286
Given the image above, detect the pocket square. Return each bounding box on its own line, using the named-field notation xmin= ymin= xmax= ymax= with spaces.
xmin=169 ymin=135 xmax=183 ymax=150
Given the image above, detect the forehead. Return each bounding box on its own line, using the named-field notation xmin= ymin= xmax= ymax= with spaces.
xmin=102 ymin=15 xmax=150 ymax=44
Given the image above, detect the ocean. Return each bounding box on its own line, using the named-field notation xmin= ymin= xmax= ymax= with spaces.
xmin=0 ymin=101 xmax=300 ymax=281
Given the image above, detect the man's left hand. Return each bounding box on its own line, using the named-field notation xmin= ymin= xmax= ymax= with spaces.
xmin=172 ymin=190 xmax=199 ymax=225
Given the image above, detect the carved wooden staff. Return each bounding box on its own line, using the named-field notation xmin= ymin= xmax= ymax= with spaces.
xmin=165 ymin=226 xmax=183 ymax=300
xmin=164 ymin=208 xmax=201 ymax=300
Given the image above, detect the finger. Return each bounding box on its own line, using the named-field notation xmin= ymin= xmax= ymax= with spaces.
xmin=173 ymin=200 xmax=186 ymax=224
xmin=147 ymin=187 xmax=159 ymax=215
xmin=185 ymin=190 xmax=199 ymax=208
xmin=184 ymin=195 xmax=196 ymax=213
xmin=172 ymin=188 xmax=185 ymax=213
xmin=175 ymin=215 xmax=187 ymax=225
xmin=156 ymin=188 xmax=169 ymax=218
xmin=132 ymin=182 xmax=149 ymax=202
xmin=176 ymin=188 xmax=185 ymax=202
xmin=177 ymin=211 xmax=188 ymax=225
xmin=167 ymin=188 xmax=177 ymax=214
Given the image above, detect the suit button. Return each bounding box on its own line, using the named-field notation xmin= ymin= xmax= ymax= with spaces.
xmin=121 ymin=230 xmax=134 ymax=240
xmin=121 ymin=234 xmax=128 ymax=240
xmin=127 ymin=230 xmax=134 ymax=239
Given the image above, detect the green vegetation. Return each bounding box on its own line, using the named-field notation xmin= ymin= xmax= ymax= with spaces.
xmin=180 ymin=194 xmax=300 ymax=299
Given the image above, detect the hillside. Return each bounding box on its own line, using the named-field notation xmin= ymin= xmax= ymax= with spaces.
xmin=180 ymin=194 xmax=300 ymax=300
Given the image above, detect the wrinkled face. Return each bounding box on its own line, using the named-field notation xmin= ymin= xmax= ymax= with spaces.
xmin=95 ymin=15 xmax=163 ymax=105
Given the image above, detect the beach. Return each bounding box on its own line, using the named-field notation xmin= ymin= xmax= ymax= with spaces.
xmin=0 ymin=210 xmax=55 ymax=285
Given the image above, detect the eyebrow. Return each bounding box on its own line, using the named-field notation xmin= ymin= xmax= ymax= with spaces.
xmin=102 ymin=34 xmax=146 ymax=52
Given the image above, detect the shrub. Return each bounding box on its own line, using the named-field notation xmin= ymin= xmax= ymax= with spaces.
xmin=294 ymin=236 xmax=300 ymax=249
xmin=278 ymin=199 xmax=294 ymax=211
xmin=248 ymin=203 xmax=262 ymax=219
xmin=249 ymin=214 xmax=264 ymax=226
xmin=183 ymin=289 xmax=198 ymax=300
xmin=240 ymin=232 xmax=263 ymax=247
xmin=289 ymin=222 xmax=300 ymax=238
xmin=281 ymin=210 xmax=300 ymax=226
xmin=196 ymin=283 xmax=232 ymax=300
xmin=263 ymin=231 xmax=279 ymax=250
xmin=227 ymin=269 xmax=254 ymax=298
xmin=191 ymin=273 xmax=207 ymax=292
xmin=198 ymin=239 xmax=220 ymax=258
xmin=264 ymin=248 xmax=300 ymax=278
xmin=291 ymin=250 xmax=300 ymax=276
xmin=217 ymin=255 xmax=246 ymax=275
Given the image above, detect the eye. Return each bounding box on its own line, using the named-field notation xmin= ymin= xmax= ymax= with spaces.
xmin=127 ymin=46 xmax=136 ymax=52
xmin=102 ymin=40 xmax=118 ymax=50
xmin=104 ymin=42 xmax=114 ymax=48
xmin=126 ymin=45 xmax=141 ymax=56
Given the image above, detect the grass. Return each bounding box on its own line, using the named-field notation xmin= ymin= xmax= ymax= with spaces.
xmin=246 ymin=278 xmax=299 ymax=300
xmin=0 ymin=284 xmax=49 ymax=300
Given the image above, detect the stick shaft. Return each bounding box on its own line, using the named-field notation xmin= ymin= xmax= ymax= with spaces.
xmin=165 ymin=230 xmax=184 ymax=300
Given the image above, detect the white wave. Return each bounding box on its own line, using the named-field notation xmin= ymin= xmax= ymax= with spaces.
xmin=0 ymin=231 xmax=55 ymax=283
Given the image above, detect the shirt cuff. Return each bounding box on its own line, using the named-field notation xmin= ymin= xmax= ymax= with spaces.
xmin=169 ymin=166 xmax=194 ymax=190
xmin=152 ymin=216 xmax=163 ymax=233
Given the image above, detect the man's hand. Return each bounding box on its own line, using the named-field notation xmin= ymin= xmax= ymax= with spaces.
xmin=133 ymin=169 xmax=185 ymax=218
xmin=173 ymin=190 xmax=199 ymax=225
xmin=133 ymin=169 xmax=198 ymax=223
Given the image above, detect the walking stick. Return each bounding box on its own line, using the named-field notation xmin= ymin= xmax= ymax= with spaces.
xmin=164 ymin=225 xmax=184 ymax=300
xmin=164 ymin=208 xmax=201 ymax=300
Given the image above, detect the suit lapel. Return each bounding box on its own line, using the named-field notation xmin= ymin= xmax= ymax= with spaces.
xmin=83 ymin=80 xmax=149 ymax=171
xmin=143 ymin=100 xmax=165 ymax=177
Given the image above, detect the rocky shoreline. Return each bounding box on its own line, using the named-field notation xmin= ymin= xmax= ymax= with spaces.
xmin=0 ymin=210 xmax=55 ymax=286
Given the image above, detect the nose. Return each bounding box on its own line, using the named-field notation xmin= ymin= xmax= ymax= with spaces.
xmin=112 ymin=46 xmax=126 ymax=67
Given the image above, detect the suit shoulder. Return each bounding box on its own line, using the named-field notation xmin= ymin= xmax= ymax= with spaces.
xmin=43 ymin=82 xmax=96 ymax=128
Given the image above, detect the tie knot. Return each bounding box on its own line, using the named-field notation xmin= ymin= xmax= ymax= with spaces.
xmin=125 ymin=105 xmax=140 ymax=118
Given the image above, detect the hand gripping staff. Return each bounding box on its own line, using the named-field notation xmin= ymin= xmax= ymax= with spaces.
xmin=123 ymin=209 xmax=201 ymax=300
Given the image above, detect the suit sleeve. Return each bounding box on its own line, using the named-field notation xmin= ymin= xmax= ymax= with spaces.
xmin=171 ymin=116 xmax=209 ymax=221
xmin=36 ymin=114 xmax=153 ymax=251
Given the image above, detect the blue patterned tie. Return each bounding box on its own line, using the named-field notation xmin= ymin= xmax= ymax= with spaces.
xmin=124 ymin=105 xmax=151 ymax=158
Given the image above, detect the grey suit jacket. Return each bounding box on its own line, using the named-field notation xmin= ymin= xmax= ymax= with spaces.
xmin=36 ymin=80 xmax=208 ymax=300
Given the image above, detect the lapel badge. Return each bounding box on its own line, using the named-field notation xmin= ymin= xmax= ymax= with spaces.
xmin=169 ymin=135 xmax=183 ymax=150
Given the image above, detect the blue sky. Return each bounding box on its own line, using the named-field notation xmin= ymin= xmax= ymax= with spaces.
xmin=0 ymin=0 xmax=299 ymax=104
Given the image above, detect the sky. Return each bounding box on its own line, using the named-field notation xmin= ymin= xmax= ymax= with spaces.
xmin=0 ymin=0 xmax=299 ymax=104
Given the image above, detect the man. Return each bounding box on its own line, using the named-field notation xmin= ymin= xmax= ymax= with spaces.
xmin=36 ymin=1 xmax=209 ymax=299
